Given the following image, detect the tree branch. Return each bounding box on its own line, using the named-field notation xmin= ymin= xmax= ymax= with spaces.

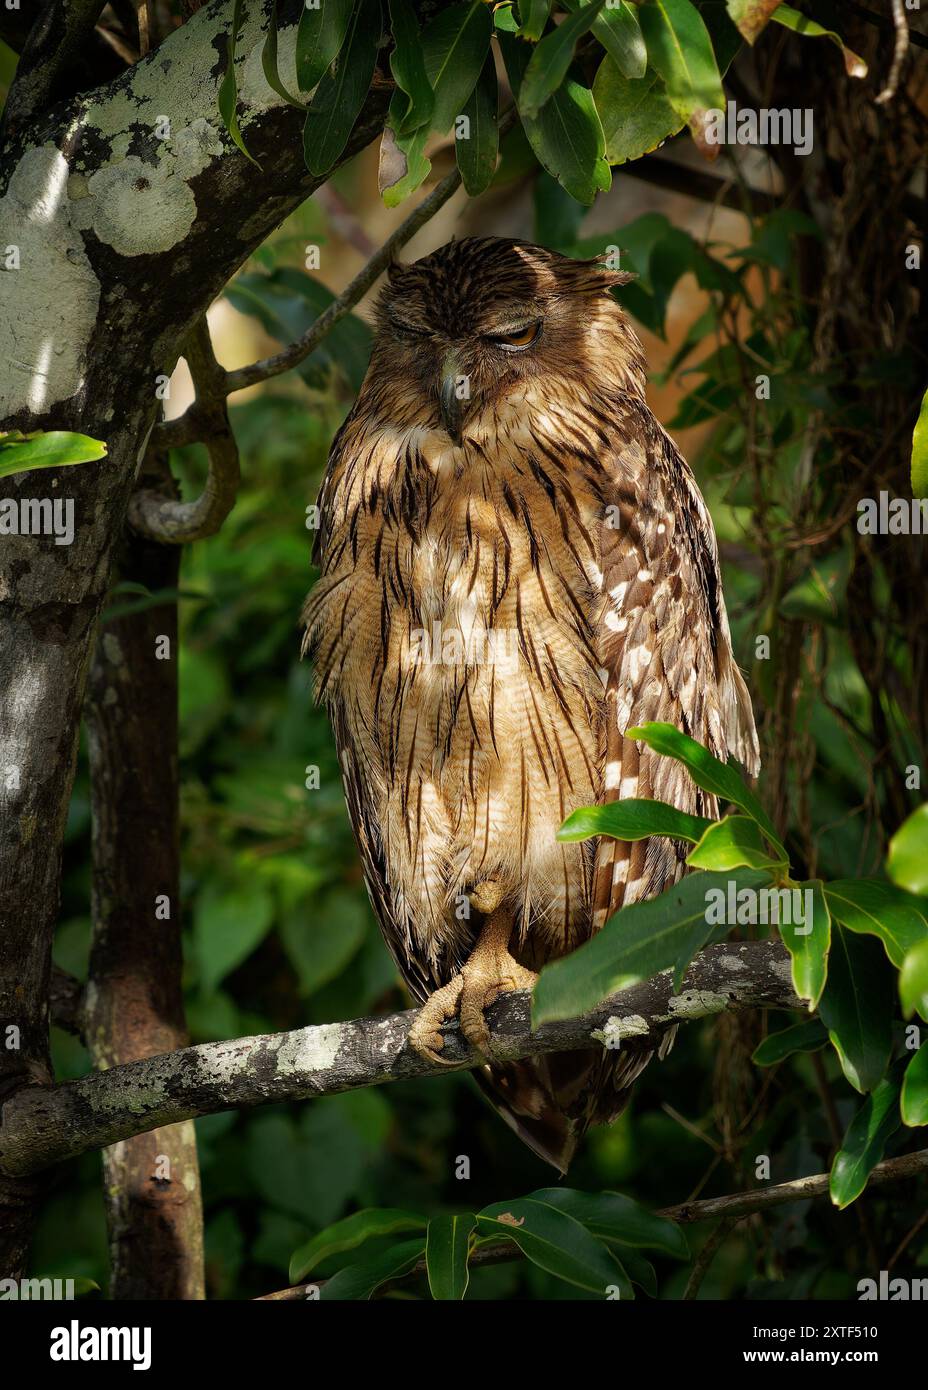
xmin=153 ymin=109 xmax=518 ymax=450
xmin=84 ymin=464 xmax=205 ymax=1298
xmin=257 ymin=1148 xmax=928 ymax=1300
xmin=0 ymin=0 xmax=398 ymax=1274
xmin=130 ymin=318 xmax=240 ymax=543
xmin=222 ymin=162 xmax=469 ymax=395
xmin=152 ymin=166 xmax=462 ymax=446
xmin=0 ymin=0 xmax=126 ymax=128
xmin=874 ymin=0 xmax=909 ymax=106
xmin=0 ymin=941 xmax=799 ymax=1179
xmin=658 ymin=1149 xmax=928 ymax=1223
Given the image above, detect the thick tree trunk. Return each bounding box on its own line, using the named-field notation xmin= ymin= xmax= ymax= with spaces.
xmin=0 ymin=0 xmax=392 ymax=1275
xmin=83 ymin=452 xmax=204 ymax=1299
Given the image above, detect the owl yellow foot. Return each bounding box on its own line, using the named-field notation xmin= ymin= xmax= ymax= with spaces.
xmin=407 ymin=891 xmax=537 ymax=1065
xmin=407 ymin=975 xmax=464 ymax=1066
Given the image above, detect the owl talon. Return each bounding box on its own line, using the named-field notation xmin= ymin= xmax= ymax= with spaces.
xmin=459 ymin=954 xmax=538 ymax=1060
xmin=459 ymin=893 xmax=537 ymax=1059
xmin=408 ymin=975 xmax=464 ymax=1065
xmin=406 ymin=904 xmax=537 ymax=1065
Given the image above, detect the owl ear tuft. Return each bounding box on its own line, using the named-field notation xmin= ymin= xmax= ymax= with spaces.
xmin=589 ymin=254 xmax=636 ymax=288
xmin=386 ymin=257 xmax=409 ymax=284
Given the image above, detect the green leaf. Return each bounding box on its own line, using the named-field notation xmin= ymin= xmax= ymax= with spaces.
xmin=687 ymin=815 xmax=785 ymax=872
xmin=456 ymin=52 xmax=498 ymax=196
xmin=194 ymin=880 xmax=275 ymax=993
xmin=425 ymin=1213 xmax=476 ymax=1299
xmin=558 ymin=798 xmax=712 ymax=845
xmin=499 ymin=33 xmax=610 ymax=204
xmin=262 ymin=0 xmax=303 ymax=107
xmin=533 ymin=170 xmax=588 ymax=249
xmin=290 ymin=1208 xmax=427 ymax=1283
xmin=901 ymin=1043 xmax=928 ymax=1127
xmin=318 ymin=1237 xmax=426 ymax=1299
xmin=913 ymin=386 xmax=928 ymax=497
xmin=824 ymin=878 xmax=928 ymax=969
xmin=613 ymin=1246 xmax=657 ymax=1295
xmin=519 ymin=0 xmax=605 ymax=118
xmin=302 ymin=0 xmax=380 ymax=177
xmin=593 ymin=61 xmax=683 ymax=165
xmin=625 ymin=722 xmax=786 ymax=858
xmin=218 ymin=0 xmax=259 ymax=164
xmin=532 ymin=868 xmax=772 ymax=1024
xmin=770 ymin=4 xmax=867 ymax=79
xmin=888 ymin=805 xmax=928 ymax=897
xmin=725 ymin=0 xmax=781 ymax=44
xmin=752 ymin=1018 xmax=828 ymax=1066
xmin=637 ymin=0 xmax=725 ymax=120
xmin=494 ymin=2 xmax=521 ymax=33
xmin=777 ymin=879 xmax=831 ymax=1010
xmin=280 ymin=887 xmax=368 ymax=996
xmin=568 ymin=0 xmax=647 ymax=79
xmin=378 ymin=85 xmax=432 ymax=205
xmin=519 ymin=0 xmax=552 ymax=42
xmin=818 ymin=925 xmax=894 ymax=1094
xmin=900 ymin=938 xmax=928 ymax=1021
xmin=477 ymin=1197 xmax=630 ymax=1296
xmin=829 ymin=1071 xmax=902 ymax=1209
xmin=296 ymin=0 xmax=354 ymax=92
xmin=531 ymin=1187 xmax=688 ymax=1259
xmin=422 ymin=0 xmax=493 ymax=135
xmin=388 ymin=0 xmax=435 ymax=134
xmin=0 ymin=430 xmax=106 ymax=478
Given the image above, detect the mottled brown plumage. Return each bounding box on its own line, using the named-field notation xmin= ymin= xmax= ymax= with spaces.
xmin=303 ymin=236 xmax=758 ymax=1170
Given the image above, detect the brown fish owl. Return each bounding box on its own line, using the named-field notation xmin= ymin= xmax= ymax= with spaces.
xmin=303 ymin=237 xmax=759 ymax=1171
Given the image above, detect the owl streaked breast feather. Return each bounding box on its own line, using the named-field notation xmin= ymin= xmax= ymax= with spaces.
xmin=303 ymin=237 xmax=758 ymax=1171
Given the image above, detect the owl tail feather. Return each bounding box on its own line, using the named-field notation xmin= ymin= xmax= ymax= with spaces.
xmin=471 ymin=1045 xmax=654 ymax=1173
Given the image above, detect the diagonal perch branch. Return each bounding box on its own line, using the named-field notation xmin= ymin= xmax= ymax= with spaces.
xmin=0 ymin=941 xmax=799 ymax=1178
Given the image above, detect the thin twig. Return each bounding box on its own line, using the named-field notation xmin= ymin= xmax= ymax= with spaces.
xmin=874 ymin=0 xmax=909 ymax=105
xmin=887 ymin=1205 xmax=928 ymax=1272
xmin=223 ymin=162 xmax=468 ymax=393
xmin=256 ymin=1148 xmax=928 ymax=1302
xmin=136 ymin=0 xmax=152 ymax=57
xmin=155 ymin=109 xmax=517 ymax=449
xmin=661 ymin=1103 xmax=723 ymax=1154
xmin=659 ymin=1149 xmax=928 ymax=1224
xmin=682 ymin=1216 xmax=740 ymax=1300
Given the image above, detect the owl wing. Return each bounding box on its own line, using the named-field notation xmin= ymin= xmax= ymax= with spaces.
xmin=328 ymin=704 xmax=439 ymax=1004
xmin=475 ymin=394 xmax=761 ymax=1169
xmin=591 ymin=391 xmax=759 ymax=931
xmin=306 ymin=418 xmax=444 ymax=1007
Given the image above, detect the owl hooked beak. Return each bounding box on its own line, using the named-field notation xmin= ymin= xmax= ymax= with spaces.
xmin=439 ymin=352 xmax=464 ymax=445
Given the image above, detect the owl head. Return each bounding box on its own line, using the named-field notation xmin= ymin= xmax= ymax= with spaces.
xmin=370 ymin=236 xmax=642 ymax=444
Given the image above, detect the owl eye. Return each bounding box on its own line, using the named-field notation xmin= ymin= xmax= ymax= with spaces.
xmin=388 ymin=314 xmax=427 ymax=339
xmin=486 ymin=320 xmax=542 ymax=351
